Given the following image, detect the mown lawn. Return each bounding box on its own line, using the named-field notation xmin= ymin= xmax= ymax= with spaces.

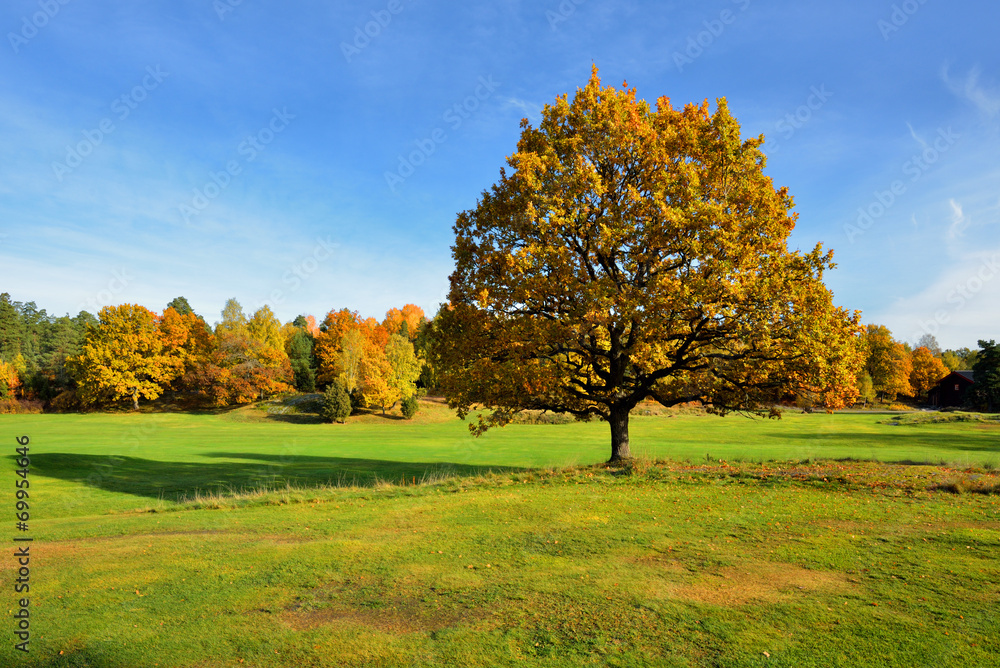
xmin=1 ymin=403 xmax=998 ymax=666
xmin=4 ymin=400 xmax=1000 ymax=519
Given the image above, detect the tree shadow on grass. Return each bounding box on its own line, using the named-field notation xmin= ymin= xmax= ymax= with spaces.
xmin=759 ymin=430 xmax=1000 ymax=456
xmin=262 ymin=412 xmax=327 ymax=425
xmin=25 ymin=452 xmax=529 ymax=502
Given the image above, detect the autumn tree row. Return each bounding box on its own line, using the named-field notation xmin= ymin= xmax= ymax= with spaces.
xmin=856 ymin=327 xmax=976 ymax=404
xmin=0 ymin=288 xmax=993 ymax=417
xmin=12 ymin=296 xmax=428 ymax=412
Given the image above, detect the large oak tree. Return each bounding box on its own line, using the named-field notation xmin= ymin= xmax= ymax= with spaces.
xmin=434 ymin=69 xmax=862 ymax=462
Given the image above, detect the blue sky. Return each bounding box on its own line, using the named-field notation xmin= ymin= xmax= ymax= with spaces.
xmin=0 ymin=0 xmax=997 ymax=349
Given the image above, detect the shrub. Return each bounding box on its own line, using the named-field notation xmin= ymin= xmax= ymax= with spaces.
xmin=0 ymin=398 xmax=43 ymax=414
xmin=511 ymin=410 xmax=574 ymax=425
xmin=321 ymin=380 xmax=351 ymax=424
xmin=401 ymin=395 xmax=419 ymax=420
xmin=49 ymin=389 xmax=84 ymax=413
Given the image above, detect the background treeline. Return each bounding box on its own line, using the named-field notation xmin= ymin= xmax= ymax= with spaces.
xmin=0 ymin=293 xmax=433 ymax=414
xmin=854 ymin=327 xmax=995 ymax=409
xmin=1 ymin=291 xmax=997 ymax=413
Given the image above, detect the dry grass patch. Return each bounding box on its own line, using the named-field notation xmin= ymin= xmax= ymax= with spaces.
xmin=670 ymin=561 xmax=851 ymax=607
xmin=629 ymin=554 xmax=688 ymax=573
xmin=281 ymin=596 xmax=480 ymax=635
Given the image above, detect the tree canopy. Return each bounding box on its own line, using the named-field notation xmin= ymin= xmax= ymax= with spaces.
xmin=861 ymin=325 xmax=912 ymax=402
xmin=433 ymin=68 xmax=862 ymax=461
xmin=908 ymin=346 xmax=948 ymax=398
xmin=69 ymin=304 xmax=180 ymax=410
xmin=970 ymin=340 xmax=999 ymax=412
xmin=166 ymin=296 xmax=195 ymax=316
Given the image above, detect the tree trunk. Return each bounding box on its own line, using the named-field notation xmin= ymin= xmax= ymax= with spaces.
xmin=608 ymin=407 xmax=632 ymax=462
xmin=132 ymin=391 xmax=139 ymax=411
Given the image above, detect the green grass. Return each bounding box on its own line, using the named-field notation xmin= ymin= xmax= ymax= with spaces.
xmin=5 ymin=400 xmax=1000 ymax=518
xmin=1 ymin=402 xmax=999 ymax=666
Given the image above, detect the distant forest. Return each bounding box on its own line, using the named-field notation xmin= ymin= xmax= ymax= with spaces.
xmin=0 ymin=293 xmax=430 ymax=413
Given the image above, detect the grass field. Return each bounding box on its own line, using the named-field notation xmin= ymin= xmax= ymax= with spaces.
xmin=2 ymin=401 xmax=999 ymax=666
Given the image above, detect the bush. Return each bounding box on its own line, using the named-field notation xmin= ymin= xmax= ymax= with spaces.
xmin=511 ymin=410 xmax=574 ymax=425
xmin=0 ymin=398 xmax=43 ymax=414
xmin=401 ymin=395 xmax=419 ymax=420
xmin=321 ymin=380 xmax=351 ymax=424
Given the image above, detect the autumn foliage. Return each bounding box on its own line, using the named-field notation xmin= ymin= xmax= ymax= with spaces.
xmin=70 ymin=305 xmax=181 ymax=409
xmin=434 ymin=68 xmax=863 ymax=461
xmin=313 ymin=305 xmax=425 ymax=413
xmin=0 ymin=358 xmax=22 ymax=398
xmin=65 ymin=301 xmax=292 ymax=409
xmin=860 ymin=325 xmax=913 ymax=402
xmin=908 ymin=346 xmax=949 ymax=398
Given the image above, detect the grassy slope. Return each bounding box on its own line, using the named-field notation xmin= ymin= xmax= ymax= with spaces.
xmin=1 ymin=404 xmax=998 ymax=667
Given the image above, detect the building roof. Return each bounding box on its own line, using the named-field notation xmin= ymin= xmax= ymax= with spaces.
xmin=933 ymin=370 xmax=975 ymax=389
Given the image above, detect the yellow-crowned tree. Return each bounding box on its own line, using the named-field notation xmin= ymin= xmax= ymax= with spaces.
xmin=434 ymin=68 xmax=862 ymax=462
xmin=70 ymin=304 xmax=180 ymax=410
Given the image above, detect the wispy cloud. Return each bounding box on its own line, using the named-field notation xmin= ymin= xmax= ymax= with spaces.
xmin=502 ymin=97 xmax=543 ymax=124
xmin=947 ymin=199 xmax=968 ymax=240
xmin=943 ymin=65 xmax=1000 ymax=118
xmin=872 ymin=246 xmax=1000 ymax=349
xmin=906 ymin=121 xmax=927 ymax=148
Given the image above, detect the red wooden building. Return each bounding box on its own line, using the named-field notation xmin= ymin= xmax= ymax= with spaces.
xmin=928 ymin=371 xmax=975 ymax=407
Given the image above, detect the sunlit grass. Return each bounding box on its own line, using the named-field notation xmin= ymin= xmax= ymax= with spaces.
xmin=1 ymin=405 xmax=998 ymax=666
